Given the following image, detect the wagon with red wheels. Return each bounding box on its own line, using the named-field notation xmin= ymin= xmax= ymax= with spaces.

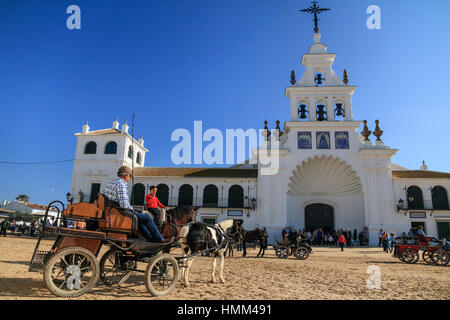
xmin=393 ymin=236 xmax=448 ymax=266
xmin=29 ymin=195 xmax=184 ymax=298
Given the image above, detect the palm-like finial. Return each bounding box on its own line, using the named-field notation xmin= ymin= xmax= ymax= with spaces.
xmin=373 ymin=120 xmax=383 ymax=141
xmin=361 ymin=120 xmax=371 ymax=141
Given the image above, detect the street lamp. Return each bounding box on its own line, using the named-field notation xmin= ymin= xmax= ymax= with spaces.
xmin=397 ymin=199 xmax=404 ymax=212
xmin=251 ymin=198 xmax=257 ymax=211
xmin=66 ymin=192 xmax=73 ymax=205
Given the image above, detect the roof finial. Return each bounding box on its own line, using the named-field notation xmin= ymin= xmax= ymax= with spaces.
xmin=300 ymin=1 xmax=331 ymax=34
xmin=290 ymin=70 xmax=296 ymax=85
xmin=361 ymin=120 xmax=371 ymax=141
xmin=343 ymin=69 xmax=349 ymax=85
xmin=373 ymin=120 xmax=383 ymax=141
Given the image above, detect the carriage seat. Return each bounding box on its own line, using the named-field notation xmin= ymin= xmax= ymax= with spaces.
xmin=63 ymin=194 xmax=138 ymax=236
xmin=95 ymin=194 xmax=138 ymax=235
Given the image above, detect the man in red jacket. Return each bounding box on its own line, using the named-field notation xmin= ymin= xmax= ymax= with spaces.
xmin=145 ymin=185 xmax=165 ymax=229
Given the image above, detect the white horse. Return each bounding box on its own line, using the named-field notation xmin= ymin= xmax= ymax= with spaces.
xmin=179 ymin=219 xmax=233 ymax=287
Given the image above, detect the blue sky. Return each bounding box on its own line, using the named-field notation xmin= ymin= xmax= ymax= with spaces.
xmin=0 ymin=0 xmax=449 ymax=205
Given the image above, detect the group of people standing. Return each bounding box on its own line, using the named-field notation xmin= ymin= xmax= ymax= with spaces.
xmin=0 ymin=218 xmax=41 ymax=237
xmin=378 ymin=229 xmax=396 ymax=253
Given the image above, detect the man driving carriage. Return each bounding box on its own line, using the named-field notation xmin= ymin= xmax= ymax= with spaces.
xmin=102 ymin=165 xmax=173 ymax=243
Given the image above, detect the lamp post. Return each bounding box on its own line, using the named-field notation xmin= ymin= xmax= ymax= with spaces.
xmin=66 ymin=192 xmax=73 ymax=205
xmin=397 ymin=199 xmax=404 ymax=212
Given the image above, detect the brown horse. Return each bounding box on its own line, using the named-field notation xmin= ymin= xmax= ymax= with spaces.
xmin=159 ymin=206 xmax=198 ymax=242
xmin=225 ymin=220 xmax=245 ymax=258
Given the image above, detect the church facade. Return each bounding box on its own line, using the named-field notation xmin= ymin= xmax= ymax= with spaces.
xmin=69 ymin=30 xmax=450 ymax=246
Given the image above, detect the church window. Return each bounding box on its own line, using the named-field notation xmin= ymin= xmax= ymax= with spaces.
xmin=104 ymin=141 xmax=117 ymax=154
xmin=156 ymin=184 xmax=169 ymax=206
xmin=84 ymin=142 xmax=97 ymax=154
xmin=314 ymin=72 xmax=325 ymax=86
xmin=178 ymin=184 xmax=193 ymax=206
xmin=298 ymin=104 xmax=309 ymax=120
xmin=432 ymin=186 xmax=449 ymax=210
xmin=407 ymin=186 xmax=424 ymax=209
xmin=203 ymin=184 xmax=218 ymax=207
xmin=334 ymin=103 xmax=345 ymax=120
xmin=136 ymin=152 xmax=142 ymax=164
xmin=228 ymin=185 xmax=244 ymax=208
xmin=316 ymin=104 xmax=327 ymax=121
xmin=316 ymin=132 xmax=330 ymax=149
xmin=131 ymin=183 xmax=145 ymax=206
xmin=128 ymin=146 xmax=133 ymax=159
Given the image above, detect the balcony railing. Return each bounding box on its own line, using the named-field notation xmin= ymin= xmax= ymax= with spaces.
xmin=400 ymin=199 xmax=450 ymax=211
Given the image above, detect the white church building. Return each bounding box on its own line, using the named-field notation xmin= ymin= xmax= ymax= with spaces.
xmin=69 ymin=28 xmax=450 ymax=246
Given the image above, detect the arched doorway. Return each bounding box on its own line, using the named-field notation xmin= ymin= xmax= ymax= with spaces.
xmin=131 ymin=183 xmax=145 ymax=206
xmin=305 ymin=203 xmax=334 ymax=233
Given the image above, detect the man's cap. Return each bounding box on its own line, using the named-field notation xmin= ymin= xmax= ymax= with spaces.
xmin=117 ymin=165 xmax=133 ymax=177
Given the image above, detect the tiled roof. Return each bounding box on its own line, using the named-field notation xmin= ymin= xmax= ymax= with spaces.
xmin=83 ymin=129 xmax=122 ymax=135
xmin=392 ymin=170 xmax=450 ymax=179
xmin=25 ymin=203 xmax=58 ymax=211
xmin=134 ymin=167 xmax=258 ymax=178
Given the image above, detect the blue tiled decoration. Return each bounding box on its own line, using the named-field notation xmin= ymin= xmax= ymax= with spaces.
xmin=298 ymin=132 xmax=312 ymax=149
xmin=335 ymin=131 xmax=349 ymax=149
xmin=316 ymin=132 xmax=330 ymax=149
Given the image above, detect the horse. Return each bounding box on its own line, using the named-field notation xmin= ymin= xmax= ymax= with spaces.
xmin=147 ymin=205 xmax=198 ymax=241
xmin=179 ymin=219 xmax=234 ymax=287
xmin=225 ymin=220 xmax=245 ymax=258
xmin=242 ymin=227 xmax=268 ymax=258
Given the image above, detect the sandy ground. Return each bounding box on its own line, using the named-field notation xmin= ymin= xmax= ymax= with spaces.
xmin=0 ymin=235 xmax=448 ymax=300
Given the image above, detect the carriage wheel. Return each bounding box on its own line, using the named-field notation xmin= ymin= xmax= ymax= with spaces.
xmin=43 ymin=246 xmax=99 ymax=298
xmin=144 ymin=254 xmax=179 ymax=296
xmin=99 ymin=249 xmax=136 ymax=286
xmin=401 ymin=248 xmax=419 ymax=264
xmin=422 ymin=250 xmax=434 ymax=265
xmin=431 ymin=249 xmax=449 ymax=266
xmin=275 ymin=246 xmax=289 ymax=259
xmin=293 ymin=246 xmax=310 ymax=260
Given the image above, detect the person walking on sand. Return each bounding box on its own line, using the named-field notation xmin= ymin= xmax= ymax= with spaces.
xmin=338 ymin=233 xmax=346 ymax=251
xmin=1 ymin=219 xmax=8 ymax=237
xmin=378 ymin=229 xmax=383 ymax=247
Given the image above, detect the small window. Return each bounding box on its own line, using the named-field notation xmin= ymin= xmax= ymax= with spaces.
xmin=136 ymin=152 xmax=142 ymax=164
xmin=105 ymin=141 xmax=117 ymax=154
xmin=84 ymin=142 xmax=97 ymax=154
xmin=314 ymin=72 xmax=325 ymax=86
xmin=202 ymin=217 xmax=216 ymax=225
xmin=128 ymin=146 xmax=133 ymax=159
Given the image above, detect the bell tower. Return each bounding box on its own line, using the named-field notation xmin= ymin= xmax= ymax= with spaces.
xmin=286 ymin=1 xmax=356 ymax=123
xmin=286 ymin=30 xmax=357 ymax=122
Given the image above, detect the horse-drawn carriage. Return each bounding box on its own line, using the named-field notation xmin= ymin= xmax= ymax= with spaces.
xmin=29 ymin=195 xmax=196 ymax=298
xmin=273 ymin=232 xmax=312 ymax=260
xmin=393 ymin=236 xmax=449 ymax=266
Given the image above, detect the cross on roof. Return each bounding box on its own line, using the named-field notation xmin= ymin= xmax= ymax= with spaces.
xmin=300 ymin=1 xmax=331 ymax=33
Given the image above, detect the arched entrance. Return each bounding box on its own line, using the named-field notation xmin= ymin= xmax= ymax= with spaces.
xmin=305 ymin=203 xmax=334 ymax=233
xmin=131 ymin=183 xmax=145 ymax=206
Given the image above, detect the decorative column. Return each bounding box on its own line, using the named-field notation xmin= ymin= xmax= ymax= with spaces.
xmin=290 ymin=97 xmax=299 ymax=121
xmin=344 ymin=95 xmax=353 ymax=120
xmin=326 ymin=97 xmax=335 ymax=121
xmin=308 ymin=97 xmax=317 ymax=121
